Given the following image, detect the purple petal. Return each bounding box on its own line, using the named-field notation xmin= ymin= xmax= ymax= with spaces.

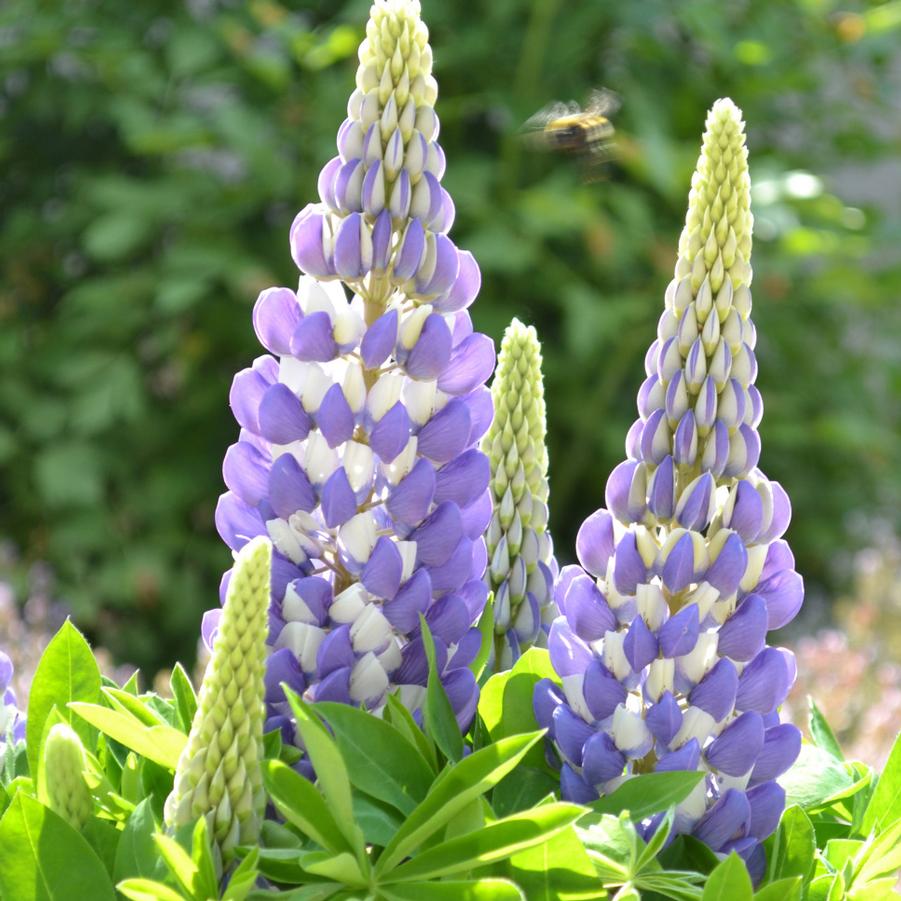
xmin=320 ymin=466 xmax=358 ymax=528
xmin=760 ymin=539 xmax=795 ymax=583
xmin=229 ymin=357 xmax=278 ymax=433
xmin=317 ymin=156 xmax=341 ymax=208
xmin=675 ymin=471 xmax=714 ymax=531
xmin=269 ymin=453 xmax=316 ymax=519
xmin=689 ymin=658 xmax=738 ymax=722
xmin=613 ymin=532 xmax=647 ymax=595
xmin=259 ymin=384 xmax=312 ymax=445
xmin=717 ymin=594 xmax=767 ymax=662
xmin=656 ymin=737 xmax=700 ymax=772
xmin=648 ymin=456 xmax=676 ymax=520
xmin=265 ymin=647 xmax=306 ymax=703
xmin=435 ymin=249 xmax=480 ymax=314
xmin=582 ymin=732 xmax=626 ymax=786
xmin=387 ymin=458 xmax=436 ymax=526
xmin=755 ymin=568 xmax=804 ymax=631
xmin=215 ymin=492 xmax=265 ymax=550
xmin=624 ymin=615 xmax=658 ymax=671
xmin=334 ymin=212 xmax=365 ymax=279
xmin=370 ymin=401 xmax=412 ymax=463
xmin=361 ymin=536 xmax=403 ymax=599
xmin=383 ymin=569 xmax=432 ymax=632
xmin=533 ymin=678 xmax=564 ymax=733
xmin=223 ymin=441 xmax=270 ymax=507
xmin=706 ymin=712 xmax=765 ymax=776
xmin=758 ymin=481 xmax=791 ymax=544
xmin=662 ymin=533 xmax=696 ymax=594
xmin=394 ymin=635 xmax=446 ymax=686
xmin=361 ymin=308 xmax=399 ymax=368
xmin=425 ymin=593 xmax=470 ymax=645
xmin=443 ymin=667 xmax=478 ymax=730
xmin=749 ymin=724 xmax=801 ymax=784
xmin=583 ymin=660 xmax=628 ymax=721
xmin=314 ymin=667 xmax=352 ymax=704
xmin=576 ymin=510 xmax=616 ymax=579
xmin=460 ymin=490 xmax=492 ymax=541
xmin=726 ymin=481 xmax=763 ymax=543
xmin=428 ymin=537 xmax=475 ymax=594
xmin=394 ymin=219 xmax=426 ymax=281
xmin=284 ymin=577 xmax=331 ymax=626
xmin=463 ymin=387 xmax=493 ymax=445
xmin=705 ymin=532 xmax=748 ymax=596
xmin=418 ymin=234 xmax=460 ymax=296
xmin=457 ymin=579 xmax=489 ymax=620
xmin=317 ymin=383 xmax=356 ymax=448
xmin=693 ymin=789 xmax=751 ymax=852
xmin=646 ymin=692 xmax=683 ymax=746
xmin=437 ymin=333 xmax=496 ymax=396
xmin=658 ymin=603 xmax=700 ymax=658
xmin=560 ymin=764 xmax=598 ymax=804
xmin=410 ymin=501 xmax=464 ymax=567
xmin=747 ymin=781 xmax=785 ymax=841
xmin=405 ymin=313 xmax=453 ymax=380
xmin=450 ymin=627 xmax=483 ymax=671
xmin=371 ymin=209 xmax=392 ymax=271
xmin=290 ymin=310 xmax=337 ymax=362
xmin=434 ymin=449 xmax=490 ymax=508
xmin=418 ymin=398 xmax=471 ymax=463
xmin=201 ymin=608 xmax=221 ymax=650
xmin=253 ymin=287 xmax=301 ymax=355
xmin=673 ymin=411 xmax=699 ymax=466
xmin=564 ymin=573 xmax=616 ymax=642
xmin=735 ymin=648 xmax=790 ymax=715
xmin=553 ymin=705 xmax=594 ymax=766
xmin=290 ymin=206 xmax=331 ymax=278
xmin=316 ymin=625 xmax=355 ymax=678
xmin=548 ymin=617 xmax=594 ymax=677
xmin=605 ymin=460 xmax=646 ymax=524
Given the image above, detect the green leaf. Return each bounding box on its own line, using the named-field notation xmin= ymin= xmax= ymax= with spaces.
xmin=384 ymin=693 xmax=438 ymax=772
xmin=225 ymin=847 xmax=261 ymax=901
xmin=153 ymin=832 xmax=198 ymax=897
xmin=492 ymin=766 xmax=558 ymax=817
xmin=114 ymin=798 xmax=164 ymax=883
xmin=420 ymin=614 xmax=464 ymax=763
xmin=780 ymin=743 xmax=857 ymax=810
xmin=857 ymin=816 xmax=901 ymax=884
xmin=102 ymin=687 xmax=168 ymax=727
xmin=701 ymin=852 xmax=752 ymax=901
xmin=169 ymin=664 xmax=198 ymax=734
xmin=766 ymin=805 xmax=815 ymax=886
xmin=859 ymin=729 xmax=901 ymax=835
xmin=282 ymin=692 xmax=366 ymax=866
xmin=117 ymin=878 xmax=187 ymax=901
xmin=262 ymin=759 xmax=356 ymax=856
xmin=315 ymin=701 xmax=433 ymax=815
xmin=352 ymin=791 xmax=405 ymax=847
xmin=379 ymin=879 xmax=525 ymax=900
xmin=375 ymin=730 xmax=545 ymax=875
xmin=479 ymin=647 xmax=557 ymax=739
xmin=26 ymin=619 xmax=102 ymax=775
xmin=753 ymin=877 xmax=803 ymax=901
xmin=68 ymin=702 xmax=186 ymax=770
xmin=469 ymin=593 xmax=495 ymax=682
xmin=588 ymin=771 xmax=705 ymax=821
xmin=0 ymin=793 xmax=117 ymax=900
xmin=507 ymin=824 xmax=600 ymax=900
xmin=635 ymin=807 xmax=674 ymax=871
xmin=190 ymin=818 xmax=219 ymax=901
xmin=808 ymin=698 xmax=843 ymax=761
xmin=83 ymin=818 xmax=121 ymax=878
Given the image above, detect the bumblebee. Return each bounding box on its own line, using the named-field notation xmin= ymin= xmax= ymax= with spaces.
xmin=522 ymin=88 xmax=619 ymax=168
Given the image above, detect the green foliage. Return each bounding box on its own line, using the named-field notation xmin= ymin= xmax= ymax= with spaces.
xmin=2 ymin=0 xmax=900 ymax=671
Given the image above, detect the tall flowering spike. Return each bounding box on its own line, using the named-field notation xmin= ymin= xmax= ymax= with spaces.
xmin=538 ymin=99 xmax=803 ymax=880
xmin=166 ymin=537 xmax=270 ymax=863
xmin=0 ymin=651 xmax=25 ymax=749
xmin=210 ymin=0 xmax=492 ymax=744
xmin=41 ymin=723 xmax=93 ymax=829
xmin=483 ymin=319 xmax=558 ymax=670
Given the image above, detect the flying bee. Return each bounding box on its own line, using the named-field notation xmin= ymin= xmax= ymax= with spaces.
xmin=522 ymin=88 xmax=619 ymax=177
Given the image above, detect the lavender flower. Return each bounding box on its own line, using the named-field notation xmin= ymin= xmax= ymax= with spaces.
xmin=535 ymin=99 xmax=803 ymax=879
xmin=209 ymin=0 xmax=493 ymax=738
xmin=0 ymin=651 xmax=25 ymax=749
xmin=483 ymin=319 xmax=557 ymax=670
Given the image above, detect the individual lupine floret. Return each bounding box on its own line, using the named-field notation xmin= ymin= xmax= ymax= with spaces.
xmin=208 ymin=0 xmax=493 ymax=743
xmin=0 ymin=651 xmax=25 ymax=749
xmin=483 ymin=319 xmax=557 ymax=670
xmin=166 ymin=537 xmax=271 ymax=864
xmin=41 ymin=723 xmax=93 ymax=829
xmin=535 ymin=99 xmax=803 ymax=879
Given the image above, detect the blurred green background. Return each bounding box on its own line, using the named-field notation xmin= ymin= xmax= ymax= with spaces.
xmin=1 ymin=0 xmax=899 ymax=674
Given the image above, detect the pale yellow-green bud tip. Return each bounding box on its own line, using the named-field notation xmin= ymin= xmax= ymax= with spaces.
xmin=42 ymin=723 xmax=93 ymax=829
xmin=164 ymin=536 xmax=272 ymax=865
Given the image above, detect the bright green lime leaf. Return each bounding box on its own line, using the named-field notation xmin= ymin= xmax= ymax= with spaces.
xmin=251 ymin=847 xmax=309 ymax=885
xmin=588 ymin=771 xmax=704 ymax=821
xmin=26 ymin=619 xmax=102 ymax=775
xmin=470 ymin=594 xmax=495 ymax=682
xmin=190 ymin=818 xmax=219 ymax=900
xmin=153 ymin=832 xmax=198 ymax=897
xmin=299 ymin=849 xmax=365 ymax=883
xmin=492 ymin=766 xmax=559 ymax=817
xmin=808 ymin=698 xmax=843 ymax=761
xmin=68 ymin=702 xmax=185 ymax=770
xmin=102 ymin=687 xmax=168 ymax=727
xmin=114 ymin=798 xmax=164 ymax=883
xmin=384 ymin=693 xmax=438 ymax=772
xmin=859 ymin=730 xmax=901 ymax=835
xmin=780 ymin=744 xmax=857 ymax=810
xmin=635 ymin=807 xmax=674 ymax=871
xmin=701 ymin=852 xmax=752 ymax=901
xmin=316 ymin=702 xmax=433 ymax=815
xmin=117 ymin=878 xmax=186 ymax=901
xmin=379 ymin=879 xmax=525 ymax=900
xmin=507 ymin=824 xmax=600 ymax=900
xmin=857 ymin=816 xmax=901 ymax=884
xmin=0 ymin=793 xmax=116 ymax=900
xmin=766 ymin=805 xmax=815 ymax=885
xmin=283 ymin=692 xmax=366 ymax=865
xmin=375 ymin=731 xmax=544 ymax=875
xmin=578 ymin=813 xmax=637 ymax=881
xmin=263 ymin=759 xmax=355 ymax=857
xmin=352 ymin=791 xmax=405 ymax=847
xmin=225 ymin=847 xmax=260 ymax=901
xmin=169 ymin=664 xmax=198 ymax=734
xmin=420 ymin=615 xmax=464 ymax=763
xmin=83 ymin=818 xmax=121 ymax=878
xmin=753 ymin=877 xmax=802 ymax=901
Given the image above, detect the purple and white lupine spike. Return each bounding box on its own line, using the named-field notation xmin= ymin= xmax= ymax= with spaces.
xmin=483 ymin=319 xmax=558 ymax=671
xmin=208 ymin=0 xmax=493 ymax=741
xmin=0 ymin=651 xmax=26 ymax=748
xmin=535 ymin=99 xmax=803 ymax=880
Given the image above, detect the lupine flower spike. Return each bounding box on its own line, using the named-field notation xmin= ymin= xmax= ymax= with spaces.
xmin=41 ymin=723 xmax=93 ymax=829
xmin=208 ymin=0 xmax=493 ymax=744
xmin=165 ymin=536 xmax=271 ymax=864
xmin=0 ymin=651 xmax=25 ymax=750
xmin=536 ymin=99 xmax=803 ymax=879
xmin=483 ymin=319 xmax=557 ymax=670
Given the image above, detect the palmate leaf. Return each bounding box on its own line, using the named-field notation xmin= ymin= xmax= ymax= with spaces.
xmin=382 ymin=801 xmax=584 ymax=883
xmin=374 ymin=730 xmax=545 ymax=875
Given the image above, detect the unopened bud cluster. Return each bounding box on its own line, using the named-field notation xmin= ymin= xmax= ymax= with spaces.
xmin=483 ymin=319 xmax=557 ymax=669
xmin=536 ymin=99 xmax=803 ymax=880
xmin=42 ymin=723 xmax=93 ymax=829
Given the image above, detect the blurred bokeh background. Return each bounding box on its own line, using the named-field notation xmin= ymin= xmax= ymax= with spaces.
xmin=1 ymin=1 xmax=899 ymax=757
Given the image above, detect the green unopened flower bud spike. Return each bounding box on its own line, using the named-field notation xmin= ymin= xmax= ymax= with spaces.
xmin=483 ymin=319 xmax=558 ymax=670
xmin=165 ymin=536 xmax=272 ymax=866
xmin=40 ymin=723 xmax=93 ymax=829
